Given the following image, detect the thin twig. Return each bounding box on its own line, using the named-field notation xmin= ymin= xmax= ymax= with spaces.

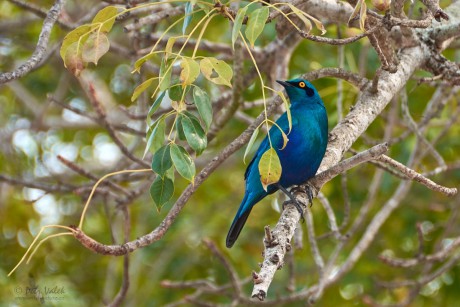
xmin=299 ymin=25 xmax=380 ymax=45
xmin=376 ymin=155 xmax=457 ymax=196
xmin=203 ymin=239 xmax=243 ymax=297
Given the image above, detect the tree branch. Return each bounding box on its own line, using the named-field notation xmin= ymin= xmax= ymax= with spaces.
xmin=251 ymin=1 xmax=460 ymax=298
xmin=0 ymin=0 xmax=65 ymax=84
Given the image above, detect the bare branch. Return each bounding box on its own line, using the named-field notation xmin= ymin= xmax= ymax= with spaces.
xmin=299 ymin=25 xmax=380 ymax=45
xmin=123 ymin=6 xmax=185 ymax=32
xmin=380 ymin=236 xmax=460 ymax=268
xmin=311 ymin=143 xmax=389 ymax=191
xmin=0 ymin=0 xmax=65 ymax=84
xmin=376 ymin=155 xmax=457 ymax=196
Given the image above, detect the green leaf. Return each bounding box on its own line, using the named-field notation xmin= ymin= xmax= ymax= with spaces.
xmin=244 ymin=126 xmax=259 ymax=164
xmin=144 ymin=116 xmax=165 ymax=158
xmin=150 ymin=176 xmax=174 ymax=212
xmin=232 ymin=6 xmax=248 ymax=49
xmin=183 ymin=2 xmax=194 ymax=34
xmin=170 ymin=143 xmax=195 ymax=183
xmin=168 ymin=84 xmax=183 ymax=102
xmin=133 ymin=53 xmax=157 ymax=73
xmin=131 ymin=78 xmax=154 ymax=102
xmin=151 ymin=144 xmax=173 ymax=177
xmin=180 ymin=113 xmax=207 ymax=155
xmin=91 ymin=6 xmax=118 ymax=33
xmin=258 ymin=147 xmax=282 ymax=191
xmin=183 ymin=110 xmax=201 ymax=122
xmin=193 ymin=87 xmax=212 ymax=130
xmin=81 ymin=31 xmax=110 ymax=64
xmin=200 ymin=57 xmax=233 ymax=87
xmin=60 ymin=24 xmax=91 ymax=63
xmin=159 ymin=60 xmax=172 ymax=91
xmin=147 ymin=91 xmax=166 ymax=119
xmin=175 ymin=115 xmax=186 ymax=141
xmin=64 ymin=42 xmax=84 ymax=76
xmin=245 ymin=6 xmax=269 ymax=48
xmin=180 ymin=57 xmax=200 ymax=87
xmin=165 ymin=164 xmax=176 ymax=180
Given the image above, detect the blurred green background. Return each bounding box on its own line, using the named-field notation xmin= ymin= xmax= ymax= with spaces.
xmin=1 ymin=0 xmax=459 ymax=306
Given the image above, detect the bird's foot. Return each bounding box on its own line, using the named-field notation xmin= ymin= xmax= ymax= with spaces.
xmin=277 ymin=184 xmax=305 ymax=220
xmin=292 ymin=184 xmax=314 ymax=207
xmin=291 ymin=200 xmax=306 ymax=221
xmin=306 ymin=184 xmax=314 ymax=207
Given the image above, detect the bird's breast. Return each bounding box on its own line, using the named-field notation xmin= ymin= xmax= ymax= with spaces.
xmin=276 ymin=109 xmax=327 ymax=187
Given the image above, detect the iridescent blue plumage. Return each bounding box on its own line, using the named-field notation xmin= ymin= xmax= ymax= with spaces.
xmin=226 ymin=79 xmax=328 ymax=248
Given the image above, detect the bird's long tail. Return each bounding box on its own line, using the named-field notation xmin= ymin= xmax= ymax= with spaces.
xmin=226 ymin=193 xmax=255 ymax=248
xmin=226 ymin=208 xmax=252 ymax=248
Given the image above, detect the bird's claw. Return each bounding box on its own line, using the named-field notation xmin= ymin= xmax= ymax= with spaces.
xmin=278 ymin=183 xmax=306 ymax=221
xmin=306 ymin=185 xmax=314 ymax=207
xmin=292 ymin=200 xmax=306 ymax=221
xmin=281 ymin=199 xmax=305 ymax=221
xmin=292 ymin=184 xmax=314 ymax=207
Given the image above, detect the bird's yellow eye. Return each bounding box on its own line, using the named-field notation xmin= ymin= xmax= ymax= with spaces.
xmin=299 ymin=82 xmax=306 ymax=88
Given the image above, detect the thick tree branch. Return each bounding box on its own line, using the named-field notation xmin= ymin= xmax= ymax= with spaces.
xmin=252 ymin=143 xmax=389 ymax=299
xmin=251 ymin=1 xmax=460 ymax=299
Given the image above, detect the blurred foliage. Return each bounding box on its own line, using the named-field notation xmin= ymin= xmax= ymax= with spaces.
xmin=1 ymin=0 xmax=460 ymax=306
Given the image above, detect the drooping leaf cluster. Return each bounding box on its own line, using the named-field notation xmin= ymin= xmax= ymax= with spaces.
xmin=59 ymin=0 xmax=328 ymax=209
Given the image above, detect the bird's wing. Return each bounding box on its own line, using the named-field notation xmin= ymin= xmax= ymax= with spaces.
xmin=244 ymin=113 xmax=297 ymax=180
xmin=244 ymin=138 xmax=268 ymax=180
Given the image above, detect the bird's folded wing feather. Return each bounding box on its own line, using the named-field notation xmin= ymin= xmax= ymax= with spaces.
xmin=244 ymin=113 xmax=297 ymax=180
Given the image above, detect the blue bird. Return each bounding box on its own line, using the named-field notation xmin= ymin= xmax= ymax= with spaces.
xmin=226 ymin=79 xmax=328 ymax=248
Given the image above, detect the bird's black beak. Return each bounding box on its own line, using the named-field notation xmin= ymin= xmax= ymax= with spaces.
xmin=276 ymin=80 xmax=293 ymax=88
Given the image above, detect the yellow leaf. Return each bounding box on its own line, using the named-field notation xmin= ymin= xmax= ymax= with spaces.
xmin=91 ymin=6 xmax=118 ymax=33
xmin=60 ymin=24 xmax=91 ymax=63
xmin=280 ymin=130 xmax=289 ymax=150
xmin=131 ymin=78 xmax=154 ymax=102
xmin=164 ymin=36 xmax=176 ymax=61
xmin=64 ymin=42 xmax=84 ymax=76
xmin=287 ymin=4 xmax=311 ymax=33
xmin=180 ymin=57 xmax=200 ymax=87
xmin=200 ymin=57 xmax=233 ymax=87
xmin=348 ymin=0 xmax=365 ymax=29
xmin=81 ymin=32 xmax=110 ymax=65
xmin=278 ymin=91 xmax=292 ymax=133
xmin=258 ymin=147 xmax=282 ymax=191
xmin=303 ymin=12 xmax=326 ymax=35
xmin=359 ymin=1 xmax=367 ymax=31
xmin=287 ymin=4 xmax=326 ymax=35
xmin=272 ymin=121 xmax=289 ymax=150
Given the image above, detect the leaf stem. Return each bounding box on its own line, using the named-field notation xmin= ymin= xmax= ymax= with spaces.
xmin=78 ymin=169 xmax=152 ymax=229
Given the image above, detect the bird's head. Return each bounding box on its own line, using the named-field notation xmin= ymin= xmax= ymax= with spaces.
xmin=276 ymin=79 xmax=323 ymax=107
